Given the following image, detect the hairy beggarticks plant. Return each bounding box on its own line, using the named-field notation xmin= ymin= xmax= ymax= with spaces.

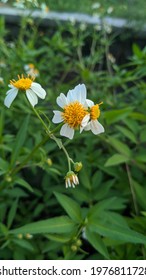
xmin=4 ymin=77 xmax=104 ymax=188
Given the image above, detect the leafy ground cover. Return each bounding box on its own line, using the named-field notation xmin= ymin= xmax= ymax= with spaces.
xmin=0 ymin=1 xmax=146 ymax=260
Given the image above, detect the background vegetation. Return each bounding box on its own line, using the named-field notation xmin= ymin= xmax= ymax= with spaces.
xmin=0 ymin=0 xmax=146 ymax=260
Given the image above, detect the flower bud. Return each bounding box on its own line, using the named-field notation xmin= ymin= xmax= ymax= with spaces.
xmin=73 ymin=162 xmax=83 ymax=172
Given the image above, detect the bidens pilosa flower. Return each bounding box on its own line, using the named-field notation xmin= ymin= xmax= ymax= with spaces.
xmin=81 ymin=99 xmax=104 ymax=135
xmin=52 ymin=84 xmax=88 ymax=139
xmin=24 ymin=64 xmax=39 ymax=77
xmin=4 ymin=74 xmax=46 ymax=108
xmin=65 ymin=171 xmax=79 ymax=188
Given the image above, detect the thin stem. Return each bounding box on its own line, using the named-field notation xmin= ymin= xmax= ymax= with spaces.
xmin=126 ymin=163 xmax=139 ymax=215
xmin=31 ymin=106 xmax=50 ymax=134
xmin=51 ymin=134 xmax=72 ymax=171
xmin=61 ymin=145 xmax=72 ymax=171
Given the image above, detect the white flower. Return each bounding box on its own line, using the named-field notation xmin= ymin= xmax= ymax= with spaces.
xmin=24 ymin=63 xmax=39 ymax=77
xmin=65 ymin=171 xmax=79 ymax=188
xmin=4 ymin=74 xmax=46 ymax=108
xmin=52 ymin=84 xmax=88 ymax=140
xmin=91 ymin=2 xmax=101 ymax=9
xmin=81 ymin=99 xmax=104 ymax=135
xmin=107 ymin=6 xmax=114 ymax=14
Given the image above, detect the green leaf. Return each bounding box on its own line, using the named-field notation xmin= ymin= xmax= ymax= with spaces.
xmin=13 ymin=239 xmax=34 ymax=251
xmin=116 ymin=125 xmax=137 ymax=143
xmin=89 ymin=221 xmax=146 ymax=245
xmin=107 ymin=136 xmax=131 ymax=157
xmin=54 ymin=192 xmax=82 ymax=223
xmin=10 ymin=115 xmax=30 ymax=167
xmin=14 ymin=178 xmax=33 ymax=192
xmin=85 ymin=229 xmax=110 ymax=259
xmin=0 ymin=223 xmax=8 ymax=236
xmin=140 ymin=128 xmax=146 ymax=142
xmin=7 ymin=199 xmax=18 ymax=229
xmin=45 ymin=233 xmax=71 ymax=243
xmin=0 ymin=158 xmax=9 ymax=171
xmin=105 ymin=153 xmax=129 ymax=166
xmin=132 ymin=180 xmax=146 ymax=210
xmin=11 ymin=216 xmax=76 ymax=235
xmin=133 ymin=44 xmax=143 ymax=58
xmin=88 ymin=197 xmax=126 ymax=218
xmin=135 ymin=152 xmax=146 ymax=163
xmin=130 ymin=112 xmax=146 ymax=121
xmin=104 ymin=107 xmax=133 ymax=124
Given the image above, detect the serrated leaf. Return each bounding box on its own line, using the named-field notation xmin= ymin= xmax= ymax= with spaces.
xmin=104 ymin=107 xmax=133 ymax=124
xmin=135 ymin=153 xmax=146 ymax=163
xmin=130 ymin=112 xmax=146 ymax=121
xmin=45 ymin=233 xmax=71 ymax=243
xmin=116 ymin=125 xmax=137 ymax=143
xmin=15 ymin=178 xmax=33 ymax=192
xmin=85 ymin=229 xmax=110 ymax=259
xmin=7 ymin=199 xmax=18 ymax=229
xmin=10 ymin=115 xmax=30 ymax=167
xmin=54 ymin=192 xmax=82 ymax=223
xmin=0 ymin=223 xmax=8 ymax=236
xmin=0 ymin=158 xmax=9 ymax=171
xmin=88 ymin=197 xmax=126 ymax=218
xmin=11 ymin=216 xmax=76 ymax=235
xmin=13 ymin=239 xmax=34 ymax=251
xmin=105 ymin=153 xmax=129 ymax=166
xmin=89 ymin=221 xmax=146 ymax=245
xmin=132 ymin=180 xmax=146 ymax=210
xmin=108 ymin=136 xmax=131 ymax=157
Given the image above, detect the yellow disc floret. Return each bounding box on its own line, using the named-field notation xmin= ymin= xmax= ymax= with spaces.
xmin=90 ymin=102 xmax=103 ymax=120
xmin=62 ymin=101 xmax=87 ymax=128
xmin=10 ymin=74 xmax=34 ymax=91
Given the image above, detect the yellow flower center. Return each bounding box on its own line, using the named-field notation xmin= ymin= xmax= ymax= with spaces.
xmin=90 ymin=102 xmax=103 ymax=120
xmin=62 ymin=101 xmax=87 ymax=128
xmin=10 ymin=74 xmax=34 ymax=91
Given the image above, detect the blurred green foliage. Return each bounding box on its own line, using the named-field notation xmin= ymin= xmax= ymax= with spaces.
xmin=0 ymin=11 xmax=146 ymax=260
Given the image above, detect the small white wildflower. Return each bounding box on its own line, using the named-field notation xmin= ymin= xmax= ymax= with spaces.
xmin=4 ymin=74 xmax=46 ymax=108
xmin=52 ymin=84 xmax=88 ymax=139
xmin=81 ymin=100 xmax=104 ymax=135
xmin=65 ymin=171 xmax=79 ymax=188
xmin=91 ymin=3 xmax=101 ymax=10
xmin=107 ymin=7 xmax=114 ymax=14
xmin=24 ymin=63 xmax=39 ymax=77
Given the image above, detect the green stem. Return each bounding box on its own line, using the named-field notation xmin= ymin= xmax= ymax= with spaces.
xmin=31 ymin=106 xmax=50 ymax=134
xmin=51 ymin=134 xmax=72 ymax=171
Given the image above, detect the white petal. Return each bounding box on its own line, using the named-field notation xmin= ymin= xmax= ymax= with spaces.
xmin=85 ymin=99 xmax=94 ymax=107
xmin=8 ymin=84 xmax=15 ymax=89
xmin=26 ymin=89 xmax=38 ymax=107
xmin=57 ymin=93 xmax=68 ymax=108
xmin=60 ymin=123 xmax=74 ymax=139
xmin=80 ymin=114 xmax=90 ymax=132
xmin=31 ymin=82 xmax=46 ymax=99
xmin=67 ymin=84 xmax=87 ymax=104
xmin=52 ymin=110 xmax=63 ymax=123
xmin=90 ymin=120 xmax=105 ymax=135
xmin=4 ymin=88 xmax=18 ymax=108
xmin=30 ymin=82 xmax=42 ymax=88
xmin=84 ymin=122 xmax=91 ymax=131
